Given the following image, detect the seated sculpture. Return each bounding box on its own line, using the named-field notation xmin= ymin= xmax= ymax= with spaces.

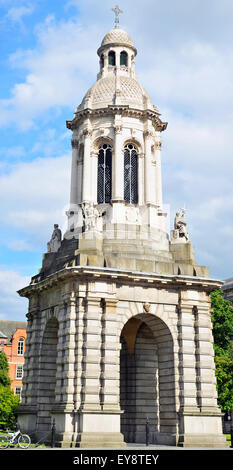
xmin=47 ymin=224 xmax=62 ymax=253
xmin=174 ymin=208 xmax=189 ymax=241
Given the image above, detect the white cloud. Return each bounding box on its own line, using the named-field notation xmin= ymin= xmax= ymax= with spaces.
xmin=0 ymin=15 xmax=100 ymax=129
xmin=0 ymin=154 xmax=70 ymax=249
xmin=5 ymin=3 xmax=34 ymax=25
xmin=0 ymin=267 xmax=30 ymax=321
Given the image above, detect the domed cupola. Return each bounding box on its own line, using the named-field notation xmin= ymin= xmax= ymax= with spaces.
xmin=97 ymin=26 xmax=137 ymax=80
xmin=65 ymin=7 xmax=168 ymax=253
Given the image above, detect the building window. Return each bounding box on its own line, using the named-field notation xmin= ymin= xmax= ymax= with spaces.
xmin=120 ymin=51 xmax=128 ymax=66
xmin=15 ymin=387 xmax=22 ymax=399
xmin=97 ymin=144 xmax=112 ymax=204
xmin=17 ymin=338 xmax=24 ymax=355
xmin=16 ymin=365 xmax=23 ymax=379
xmin=108 ymin=51 xmax=116 ymax=66
xmin=124 ymin=144 xmax=138 ymax=204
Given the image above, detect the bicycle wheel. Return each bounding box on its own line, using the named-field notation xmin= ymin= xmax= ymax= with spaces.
xmin=18 ymin=434 xmax=31 ymax=449
xmin=0 ymin=435 xmax=9 ymax=449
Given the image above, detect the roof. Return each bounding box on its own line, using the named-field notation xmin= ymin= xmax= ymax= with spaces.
xmin=0 ymin=320 xmax=27 ymax=344
xmin=77 ymin=74 xmax=155 ymax=112
xmin=100 ymin=27 xmax=135 ymax=49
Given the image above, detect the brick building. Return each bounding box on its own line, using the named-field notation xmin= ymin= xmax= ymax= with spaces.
xmin=0 ymin=321 xmax=27 ymax=399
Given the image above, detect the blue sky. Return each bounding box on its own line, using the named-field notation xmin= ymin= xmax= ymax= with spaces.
xmin=0 ymin=0 xmax=233 ymax=320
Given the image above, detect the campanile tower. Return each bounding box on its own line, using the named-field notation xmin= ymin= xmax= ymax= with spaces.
xmin=18 ymin=11 xmax=227 ymax=449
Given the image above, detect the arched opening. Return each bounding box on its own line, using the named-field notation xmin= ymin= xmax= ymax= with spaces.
xmin=37 ymin=316 xmax=59 ymax=432
xmin=108 ymin=51 xmax=116 ymax=66
xmin=120 ymin=51 xmax=128 ymax=66
xmin=124 ymin=144 xmax=138 ymax=204
xmin=120 ymin=314 xmax=176 ymax=445
xmin=97 ymin=143 xmax=112 ymax=204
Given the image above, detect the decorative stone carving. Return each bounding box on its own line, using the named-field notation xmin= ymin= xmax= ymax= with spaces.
xmin=83 ymin=129 xmax=92 ymax=138
xmin=81 ymin=202 xmax=104 ymax=232
xmin=143 ymin=302 xmax=151 ymax=313
xmin=154 ymin=141 xmax=162 ymax=150
xmin=47 ymin=224 xmax=62 ymax=253
xmin=114 ymin=125 xmax=122 ymax=134
xmin=170 ymin=208 xmax=189 ymax=243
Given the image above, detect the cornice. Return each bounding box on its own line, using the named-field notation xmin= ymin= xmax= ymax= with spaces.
xmin=17 ymin=265 xmax=223 ymax=299
xmin=66 ymin=105 xmax=168 ymax=132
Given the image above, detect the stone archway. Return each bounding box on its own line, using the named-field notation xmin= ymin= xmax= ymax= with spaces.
xmin=120 ymin=313 xmax=177 ymax=446
xmin=36 ymin=316 xmax=59 ymax=432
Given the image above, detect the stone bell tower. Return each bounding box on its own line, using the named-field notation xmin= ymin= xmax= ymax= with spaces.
xmin=18 ymin=11 xmax=227 ymax=448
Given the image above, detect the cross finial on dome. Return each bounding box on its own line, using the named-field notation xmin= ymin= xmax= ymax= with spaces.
xmin=111 ymin=5 xmax=123 ymax=28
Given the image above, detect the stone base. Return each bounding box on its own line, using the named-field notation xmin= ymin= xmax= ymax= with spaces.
xmin=77 ymin=432 xmax=126 ymax=448
xmin=178 ymin=410 xmax=229 ymax=448
xmin=178 ymin=433 xmax=228 ymax=448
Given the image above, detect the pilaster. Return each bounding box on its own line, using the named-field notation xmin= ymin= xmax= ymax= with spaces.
xmin=70 ymin=138 xmax=79 ymax=207
xmin=82 ymin=127 xmax=92 ymax=203
xmin=100 ymin=298 xmax=121 ymax=412
xmin=193 ymin=304 xmax=220 ymax=412
xmin=144 ymin=129 xmax=153 ymax=204
xmin=112 ymin=123 xmax=124 ymax=201
xmin=80 ymin=296 xmax=102 ymax=411
xmin=177 ymin=301 xmax=199 ymax=413
xmin=154 ymin=140 xmax=163 ymax=208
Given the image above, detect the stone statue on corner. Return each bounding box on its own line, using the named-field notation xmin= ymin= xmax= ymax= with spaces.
xmin=170 ymin=208 xmax=189 ymax=243
xmin=47 ymin=224 xmax=62 ymax=253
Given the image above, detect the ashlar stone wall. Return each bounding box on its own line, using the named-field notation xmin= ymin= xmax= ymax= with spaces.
xmin=18 ymin=266 xmax=227 ymax=448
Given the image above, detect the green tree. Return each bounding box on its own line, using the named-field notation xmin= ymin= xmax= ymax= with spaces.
xmin=0 ymin=351 xmax=11 ymax=387
xmin=210 ymin=289 xmax=233 ymax=411
xmin=0 ymin=351 xmax=20 ymax=429
xmin=211 ymin=289 xmax=233 ymax=355
xmin=0 ymin=386 xmax=20 ymax=430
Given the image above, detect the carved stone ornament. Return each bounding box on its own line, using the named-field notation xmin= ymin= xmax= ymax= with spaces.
xmin=155 ymin=141 xmax=162 ymax=150
xmin=83 ymin=129 xmax=92 ymax=138
xmin=47 ymin=224 xmax=62 ymax=253
xmin=143 ymin=302 xmax=151 ymax=313
xmin=114 ymin=125 xmax=122 ymax=134
xmin=174 ymin=208 xmax=189 ymax=241
xmin=81 ymin=202 xmax=103 ymax=232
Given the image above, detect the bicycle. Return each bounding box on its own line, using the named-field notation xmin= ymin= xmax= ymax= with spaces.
xmin=0 ymin=429 xmax=31 ymax=449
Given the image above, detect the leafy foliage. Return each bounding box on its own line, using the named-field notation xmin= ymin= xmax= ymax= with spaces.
xmin=211 ymin=289 xmax=233 ymax=355
xmin=211 ymin=289 xmax=233 ymax=411
xmin=0 ymin=351 xmax=19 ymax=429
xmin=214 ymin=355 xmax=233 ymax=410
xmin=0 ymin=385 xmax=20 ymax=430
xmin=0 ymin=351 xmax=10 ymax=387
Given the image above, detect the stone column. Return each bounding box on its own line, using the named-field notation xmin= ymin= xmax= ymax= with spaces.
xmin=80 ymin=296 xmax=102 ymax=411
xmin=100 ymin=298 xmax=121 ymax=412
xmin=51 ymin=297 xmax=77 ymax=447
xmin=177 ymin=301 xmax=199 ymax=413
xmin=154 ymin=140 xmax=163 ymax=208
xmin=91 ymin=150 xmax=98 ymax=204
xmin=18 ymin=296 xmax=41 ymax=434
xmin=194 ymin=304 xmax=221 ymax=411
xmin=55 ymin=299 xmax=76 ymax=408
xmin=112 ymin=125 xmax=124 ymax=201
xmin=82 ymin=129 xmax=92 ymax=203
xmin=144 ymin=130 xmax=153 ymax=204
xmin=177 ymin=295 xmax=227 ymax=447
xmin=138 ymin=152 xmax=145 ymax=205
xmin=70 ymin=138 xmax=79 ymax=207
